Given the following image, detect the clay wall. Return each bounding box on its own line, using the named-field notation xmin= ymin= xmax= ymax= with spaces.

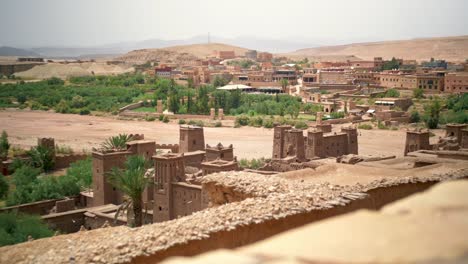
xmin=92 ymin=151 xmax=129 ymax=206
xmin=322 ymin=133 xmax=349 ymax=157
xmin=54 ymin=153 xmax=88 ymax=169
xmin=404 ymin=131 xmax=431 ymax=156
xmin=205 ymin=146 xmax=234 ymax=161
xmin=171 ymin=183 xmax=203 ymax=219
xmin=179 ymin=127 xmax=205 ymax=153
xmin=132 ymin=181 xmax=438 ymax=264
xmin=127 ymin=141 xmax=156 ymax=160
xmin=183 ymin=151 xmax=206 ymax=168
xmin=0 ymin=196 xmax=80 ymax=215
xmin=42 ymin=208 xmax=88 ymax=233
xmin=272 ymin=126 xmax=292 ymax=159
xmin=156 ymin=144 xmax=180 ymax=153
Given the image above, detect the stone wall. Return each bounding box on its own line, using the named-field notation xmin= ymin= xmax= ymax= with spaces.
xmin=0 ymin=196 xmax=80 ymax=216
xmin=54 ymin=153 xmax=88 ymax=169
xmin=133 ymin=181 xmax=437 ymax=263
xmin=171 ymin=183 xmax=203 ymax=219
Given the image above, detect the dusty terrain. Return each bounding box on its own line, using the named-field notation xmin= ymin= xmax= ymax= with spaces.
xmin=14 ymin=62 xmax=134 ymax=79
xmin=284 ymin=35 xmax=468 ymax=62
xmin=117 ymin=43 xmax=249 ymax=64
xmin=0 ymin=110 xmax=445 ymax=159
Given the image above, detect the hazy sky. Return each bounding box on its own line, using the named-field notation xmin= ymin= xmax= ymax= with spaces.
xmin=1 ymin=0 xmax=467 ymax=47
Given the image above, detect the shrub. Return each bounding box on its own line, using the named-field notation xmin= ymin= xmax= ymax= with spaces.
xmin=249 ymin=116 xmax=263 ymax=127
xmin=46 ymin=77 xmax=64 ymax=86
xmin=214 ymin=121 xmax=222 ymax=127
xmin=0 ymin=175 xmax=8 ymax=199
xmin=294 ymin=121 xmax=308 ymax=130
xmin=27 ymin=145 xmax=55 ymax=172
xmin=101 ymin=134 xmax=134 ymax=151
xmin=358 ymin=123 xmax=373 ymax=130
xmin=0 ymin=130 xmax=10 ymax=159
xmin=158 ymin=115 xmax=164 ymax=121
xmin=413 ymin=88 xmax=424 ymax=99
xmin=377 ymin=120 xmax=389 ymax=130
xmin=330 ymin=112 xmax=345 ymax=119
xmin=188 ymin=120 xmax=204 ymax=127
xmin=263 ymin=118 xmax=274 ymax=129
xmin=178 ymin=119 xmax=186 ymax=125
xmin=55 ymin=144 xmax=73 ymax=154
xmin=162 ymin=115 xmax=170 ymax=123
xmin=145 ymin=115 xmax=156 ymax=121
xmin=79 ymin=108 xmax=91 ymax=115
xmin=239 ymin=158 xmax=268 ymax=170
xmin=235 ymin=115 xmax=250 ymax=127
xmin=410 ymin=110 xmax=421 ymax=123
xmin=0 ymin=212 xmax=54 ymax=246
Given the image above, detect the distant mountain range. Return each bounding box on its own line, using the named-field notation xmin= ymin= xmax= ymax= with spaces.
xmin=2 ymin=35 xmax=468 ymax=62
xmin=0 ymin=46 xmax=41 ymax=57
xmin=1 ymin=35 xmax=316 ymax=59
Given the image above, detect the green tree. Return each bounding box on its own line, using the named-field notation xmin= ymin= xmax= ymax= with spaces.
xmin=0 ymin=175 xmax=8 ymax=199
xmin=413 ymin=88 xmax=424 ymax=99
xmin=424 ymin=98 xmax=442 ymax=129
xmin=0 ymin=130 xmax=10 ymax=159
xmin=381 ymin=57 xmax=400 ymax=70
xmin=280 ymin=79 xmax=289 ymax=92
xmin=385 ymin=88 xmax=400 ymax=98
xmin=107 ymin=155 xmax=150 ymax=227
xmin=27 ymin=146 xmax=55 ymax=172
xmin=0 ymin=212 xmax=54 ymax=246
xmin=410 ymin=110 xmax=421 ymax=123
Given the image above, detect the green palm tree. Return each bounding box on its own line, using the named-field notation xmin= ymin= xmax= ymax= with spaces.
xmin=101 ymin=134 xmax=134 ymax=151
xmin=280 ymin=78 xmax=289 ymax=92
xmin=107 ymin=155 xmax=150 ymax=227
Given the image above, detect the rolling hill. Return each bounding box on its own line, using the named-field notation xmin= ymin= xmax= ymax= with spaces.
xmin=0 ymin=46 xmax=41 ymax=57
xmin=284 ymin=35 xmax=468 ymax=62
xmin=117 ymin=43 xmax=249 ymax=64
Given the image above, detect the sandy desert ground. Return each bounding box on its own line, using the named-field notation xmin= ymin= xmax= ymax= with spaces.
xmin=0 ymin=110 xmax=445 ymax=159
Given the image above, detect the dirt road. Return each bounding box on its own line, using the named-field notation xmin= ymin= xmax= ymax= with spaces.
xmin=0 ymin=110 xmax=444 ymax=159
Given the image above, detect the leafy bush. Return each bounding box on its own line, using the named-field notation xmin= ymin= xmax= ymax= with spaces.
xmin=377 ymin=120 xmax=389 ymax=130
xmin=79 ymin=108 xmax=91 ymax=115
xmin=158 ymin=115 xmax=164 ymax=121
xmin=55 ymin=144 xmax=73 ymax=154
xmin=239 ymin=158 xmax=268 ymax=170
xmin=0 ymin=130 xmax=10 ymax=159
xmin=0 ymin=175 xmax=8 ymax=199
xmin=249 ymin=116 xmax=264 ymax=127
xmin=410 ymin=110 xmax=421 ymax=123
xmin=413 ymin=88 xmax=424 ymax=99
xmin=330 ymin=112 xmax=345 ymax=119
xmin=145 ymin=115 xmax=156 ymax=122
xmin=187 ymin=120 xmax=204 ymax=127
xmin=235 ymin=115 xmax=250 ymax=127
xmin=27 ymin=146 xmax=55 ymax=172
xmin=263 ymin=118 xmax=274 ymax=129
xmin=178 ymin=119 xmax=186 ymax=125
xmin=0 ymin=212 xmax=54 ymax=246
xmin=358 ymin=123 xmax=373 ymax=130
xmin=294 ymin=121 xmax=308 ymax=130
xmin=101 ymin=134 xmax=134 ymax=151
xmin=162 ymin=115 xmax=170 ymax=123
xmin=214 ymin=121 xmax=222 ymax=127
xmin=384 ymin=88 xmax=400 ymax=98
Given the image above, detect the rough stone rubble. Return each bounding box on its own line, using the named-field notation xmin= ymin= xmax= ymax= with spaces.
xmin=1 ymin=168 xmax=467 ymax=264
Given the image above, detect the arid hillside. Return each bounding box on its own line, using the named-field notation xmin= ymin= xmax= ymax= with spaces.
xmin=117 ymin=43 xmax=249 ymax=64
xmin=284 ymin=35 xmax=468 ymax=62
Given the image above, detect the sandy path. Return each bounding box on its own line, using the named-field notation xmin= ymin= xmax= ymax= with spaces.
xmin=0 ymin=110 xmax=445 ymax=159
